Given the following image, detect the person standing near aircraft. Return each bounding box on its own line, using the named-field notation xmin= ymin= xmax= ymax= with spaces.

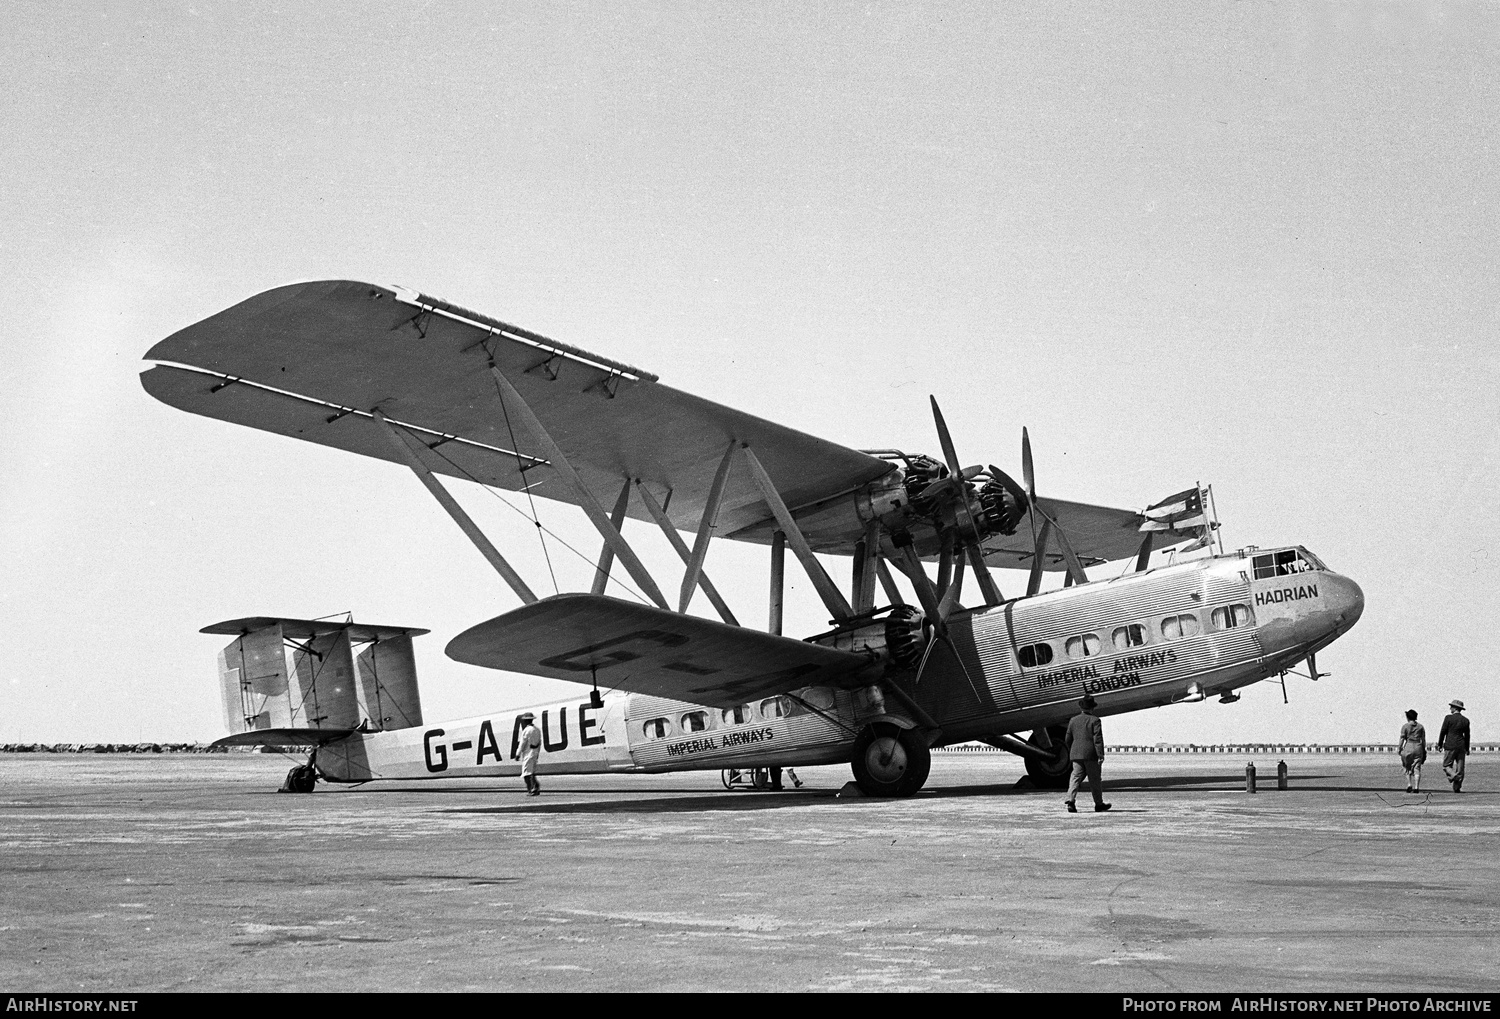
xmin=1397 ymin=709 xmax=1427 ymax=793
xmin=1063 ymin=695 xmax=1111 ymax=813
xmin=1437 ymin=700 xmax=1471 ymax=793
xmin=514 ymin=712 xmax=542 ymax=796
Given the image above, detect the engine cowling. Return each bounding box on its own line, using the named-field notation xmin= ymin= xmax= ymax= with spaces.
xmin=974 ymin=475 xmax=1027 ymax=536
xmin=883 ymin=605 xmax=928 ymax=671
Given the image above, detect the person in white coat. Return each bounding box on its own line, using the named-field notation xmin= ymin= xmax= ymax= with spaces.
xmin=513 ymin=712 xmax=542 ymax=796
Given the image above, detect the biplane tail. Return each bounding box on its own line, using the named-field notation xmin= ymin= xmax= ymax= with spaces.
xmin=203 ymin=616 xmax=430 ymax=748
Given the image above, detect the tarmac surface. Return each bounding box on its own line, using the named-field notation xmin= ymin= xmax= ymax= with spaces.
xmin=1 ymin=751 xmax=1496 ymax=993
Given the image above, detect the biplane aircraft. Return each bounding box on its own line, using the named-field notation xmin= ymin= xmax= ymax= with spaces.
xmin=142 ymin=280 xmax=1364 ymax=796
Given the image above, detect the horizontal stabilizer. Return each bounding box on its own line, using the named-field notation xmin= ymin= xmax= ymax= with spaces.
xmin=202 ymin=616 xmax=430 ymax=641
xmin=211 ymin=728 xmax=357 ymax=749
xmin=447 ymin=593 xmax=875 ymax=708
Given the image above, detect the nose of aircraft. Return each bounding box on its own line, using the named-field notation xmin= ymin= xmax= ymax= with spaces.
xmin=1322 ymin=572 xmax=1365 ymax=630
xmin=1257 ymin=570 xmax=1365 ymax=658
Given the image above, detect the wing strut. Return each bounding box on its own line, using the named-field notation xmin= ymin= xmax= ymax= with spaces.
xmin=967 ymin=544 xmax=1004 ymax=606
xmin=590 ymin=479 xmax=633 ymax=596
xmin=740 ymin=445 xmax=853 ymax=622
xmin=1133 ymin=531 xmax=1155 ymax=574
xmin=875 ymin=558 xmax=906 ymax=607
xmin=634 ymin=480 xmax=739 ymax=626
xmin=371 ymin=411 xmax=537 ymax=605
xmin=895 ymin=542 xmax=946 ymax=632
xmin=1025 ymin=517 xmax=1053 ymax=597
xmin=488 ymin=365 xmax=670 ymax=610
xmin=851 ymin=519 xmax=880 ymax=613
xmin=768 ymin=530 xmax=786 ymax=635
xmin=678 ymin=442 xmax=736 ymax=613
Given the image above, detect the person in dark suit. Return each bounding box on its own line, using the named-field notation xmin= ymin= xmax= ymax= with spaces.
xmin=1437 ymin=699 xmax=1471 ymax=793
xmin=1063 ymin=695 xmax=1111 ymax=813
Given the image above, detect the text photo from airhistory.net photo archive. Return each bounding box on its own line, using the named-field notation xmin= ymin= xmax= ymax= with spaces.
xmin=3 ymin=1 xmax=1497 ymax=1004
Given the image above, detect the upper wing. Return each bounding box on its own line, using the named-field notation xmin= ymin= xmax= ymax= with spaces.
xmin=143 ymin=280 xmax=1165 ymax=570
xmin=142 ymin=280 xmax=892 ymax=545
xmin=446 ymin=593 xmax=874 ymax=707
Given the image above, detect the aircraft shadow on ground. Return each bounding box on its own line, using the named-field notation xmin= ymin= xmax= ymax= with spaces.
xmin=322 ymin=773 xmax=1408 ymax=815
xmin=439 ymin=792 xmax=838 ymax=815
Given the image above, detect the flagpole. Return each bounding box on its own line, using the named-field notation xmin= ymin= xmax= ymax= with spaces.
xmin=1207 ymin=482 xmax=1224 ymax=555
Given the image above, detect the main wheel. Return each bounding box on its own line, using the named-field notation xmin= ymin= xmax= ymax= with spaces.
xmin=1024 ymin=725 xmax=1072 ymax=789
xmin=279 ymin=764 xmax=317 ymax=794
xmin=850 ymin=723 xmax=931 ymax=797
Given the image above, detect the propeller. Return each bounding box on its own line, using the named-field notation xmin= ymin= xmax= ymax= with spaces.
xmin=926 ymin=398 xmax=1004 ymax=609
xmin=1020 ymin=427 xmax=1089 ymax=595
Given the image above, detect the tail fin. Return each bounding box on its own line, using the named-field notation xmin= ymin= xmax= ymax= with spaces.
xmin=204 ymin=616 xmax=429 ymax=742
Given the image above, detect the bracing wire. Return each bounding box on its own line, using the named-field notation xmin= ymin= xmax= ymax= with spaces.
xmin=485 ymin=340 xmax=561 ymax=596
xmin=408 ymin=392 xmax=652 ymax=608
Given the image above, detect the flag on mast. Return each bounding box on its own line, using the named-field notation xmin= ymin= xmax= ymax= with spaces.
xmin=1140 ymin=487 xmax=1209 ymax=533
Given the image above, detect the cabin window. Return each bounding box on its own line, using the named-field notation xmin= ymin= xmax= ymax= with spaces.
xmin=1211 ymin=604 xmax=1255 ymax=630
xmin=1253 ymin=549 xmax=1316 ymax=580
xmin=722 ymin=704 xmax=752 ymax=725
xmin=642 ymin=718 xmax=670 ymax=740
xmin=1160 ymin=614 xmax=1201 ymax=640
xmin=1065 ymin=634 xmax=1102 ymax=659
xmin=1111 ymin=624 xmax=1146 ymax=650
xmin=1017 ymin=642 xmax=1054 ymax=668
xmin=760 ymin=696 xmax=788 ymax=719
xmin=680 ymin=711 xmax=709 ymax=733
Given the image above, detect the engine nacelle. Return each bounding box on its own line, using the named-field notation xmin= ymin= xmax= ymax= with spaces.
xmin=974 ymin=475 xmax=1027 ymax=536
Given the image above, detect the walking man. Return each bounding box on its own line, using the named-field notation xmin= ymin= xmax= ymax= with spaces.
xmin=513 ymin=712 xmax=543 ymax=796
xmin=1437 ymin=699 xmax=1471 ymax=793
xmin=1064 ymin=695 xmax=1111 ymax=813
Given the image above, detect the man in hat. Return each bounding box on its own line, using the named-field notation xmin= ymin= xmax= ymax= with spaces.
xmin=512 ymin=712 xmax=543 ymax=796
xmin=1063 ymin=695 xmax=1111 ymax=813
xmin=1437 ymin=699 xmax=1471 ymax=793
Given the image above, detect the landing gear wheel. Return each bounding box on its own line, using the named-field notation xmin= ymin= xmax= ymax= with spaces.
xmin=850 ymin=723 xmax=931 ymax=797
xmin=1024 ymin=725 xmax=1071 ymax=790
xmin=279 ymin=764 xmax=318 ymax=794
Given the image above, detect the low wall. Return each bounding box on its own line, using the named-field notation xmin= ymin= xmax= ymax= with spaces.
xmin=937 ymin=743 xmax=1499 ymax=754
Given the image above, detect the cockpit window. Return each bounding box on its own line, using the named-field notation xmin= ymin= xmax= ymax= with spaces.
xmin=1252 ymin=548 xmax=1318 ymax=580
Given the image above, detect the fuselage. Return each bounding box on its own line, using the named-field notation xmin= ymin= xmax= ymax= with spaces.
xmin=317 ymin=545 xmax=1363 ymax=783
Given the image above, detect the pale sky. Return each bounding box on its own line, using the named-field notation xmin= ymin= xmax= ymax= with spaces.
xmin=2 ymin=2 xmax=1497 ymax=746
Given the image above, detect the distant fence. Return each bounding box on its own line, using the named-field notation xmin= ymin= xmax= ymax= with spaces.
xmin=1 ymin=743 xmax=251 ymax=754
xmin=937 ymin=743 xmax=1500 ymax=754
